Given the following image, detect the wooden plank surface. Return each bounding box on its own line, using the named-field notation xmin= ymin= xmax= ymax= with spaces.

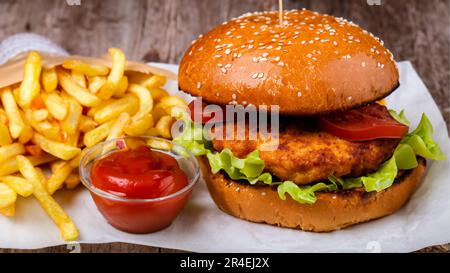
xmin=0 ymin=0 xmax=448 ymax=253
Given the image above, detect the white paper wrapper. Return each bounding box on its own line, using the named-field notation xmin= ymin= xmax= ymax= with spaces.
xmin=0 ymin=62 xmax=449 ymax=253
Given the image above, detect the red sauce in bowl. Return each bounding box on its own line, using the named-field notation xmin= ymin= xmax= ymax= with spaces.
xmin=89 ymin=145 xmax=191 ymax=233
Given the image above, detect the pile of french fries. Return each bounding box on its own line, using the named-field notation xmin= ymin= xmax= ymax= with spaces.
xmin=0 ymin=48 xmax=187 ymax=241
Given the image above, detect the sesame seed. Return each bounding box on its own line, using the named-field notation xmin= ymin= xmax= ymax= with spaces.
xmin=274 ymin=56 xmax=280 ymax=61
xmin=214 ymin=54 xmax=222 ymax=58
xmin=297 ymin=91 xmax=302 ymax=97
xmin=218 ymin=63 xmax=223 ymax=67
xmin=262 ymin=52 xmax=269 ymax=57
xmin=224 ymin=49 xmax=231 ymax=55
xmin=257 ymin=72 xmax=264 ymax=79
xmin=252 ymin=57 xmax=259 ymax=63
xmin=260 ymin=57 xmax=268 ymax=62
xmin=221 ymin=68 xmax=227 ymax=74
xmin=261 ymin=192 xmax=267 ymax=196
xmin=224 ymin=64 xmax=232 ymax=68
xmin=197 ymin=82 xmax=202 ymax=89
xmin=251 ymin=73 xmax=258 ymax=79
xmin=362 ymin=62 xmax=366 ymax=67
xmin=232 ymin=93 xmax=237 ymax=99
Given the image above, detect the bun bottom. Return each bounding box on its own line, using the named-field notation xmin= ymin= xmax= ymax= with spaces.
xmin=199 ymin=156 xmax=426 ymax=232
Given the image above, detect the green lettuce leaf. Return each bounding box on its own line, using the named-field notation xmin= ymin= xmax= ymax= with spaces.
xmin=328 ymin=175 xmax=362 ymax=190
xmin=360 ymin=156 xmax=397 ymax=192
xmin=173 ymin=118 xmax=210 ymax=156
xmin=277 ymin=181 xmax=337 ymax=204
xmin=389 ymin=109 xmax=410 ymax=125
xmin=402 ymin=114 xmax=446 ymax=160
xmin=394 ymin=143 xmax=418 ymax=170
xmin=206 ymin=148 xmax=272 ymax=185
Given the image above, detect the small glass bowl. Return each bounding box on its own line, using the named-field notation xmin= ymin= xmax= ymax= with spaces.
xmin=79 ymin=136 xmax=200 ymax=234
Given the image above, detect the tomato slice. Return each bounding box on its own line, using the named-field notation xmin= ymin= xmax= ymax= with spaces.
xmin=318 ymin=103 xmax=408 ymax=141
xmin=188 ymin=99 xmax=220 ymax=124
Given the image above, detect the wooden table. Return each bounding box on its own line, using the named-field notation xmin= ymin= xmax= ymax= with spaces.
xmin=0 ymin=0 xmax=448 ymax=253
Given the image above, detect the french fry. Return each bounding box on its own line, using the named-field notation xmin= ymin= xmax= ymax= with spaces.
xmin=155 ymin=115 xmax=174 ymax=138
xmin=0 ymin=122 xmax=12 ymax=146
xmin=97 ymin=48 xmax=125 ymax=100
xmin=151 ymin=104 xmax=167 ymax=122
xmin=147 ymin=138 xmax=173 ymax=151
xmin=158 ymin=96 xmax=188 ymax=110
xmin=19 ymin=51 xmax=41 ymax=107
xmin=0 ymin=143 xmax=25 ymax=164
xmin=0 ymin=183 xmax=17 ymax=209
xmin=88 ymin=76 xmax=106 ymax=94
xmin=124 ymin=84 xmax=154 ymax=135
xmin=62 ymin=60 xmax=109 ymax=76
xmin=30 ymin=120 xmax=61 ymax=142
xmin=1 ymin=87 xmax=25 ymax=138
xmin=148 ymin=87 xmax=169 ymax=101
xmin=57 ymin=68 xmax=100 ymax=107
xmin=34 ymin=167 xmax=48 ymax=187
xmin=128 ymin=84 xmax=153 ymax=116
xmin=32 ymin=133 xmax=81 ymax=160
xmin=16 ymin=155 xmax=78 ymax=241
xmin=129 ymin=73 xmax=166 ymax=89
xmin=0 ymin=176 xmax=33 ymax=197
xmin=124 ymin=113 xmax=153 ymax=136
xmin=47 ymin=162 xmax=73 ymax=194
xmin=83 ymin=120 xmax=115 ymax=147
xmin=66 ymin=173 xmax=81 ymax=190
xmin=113 ymin=76 xmax=128 ymax=97
xmin=86 ymin=98 xmax=114 ymax=117
xmin=47 ymin=151 xmax=82 ymax=194
xmin=0 ymin=108 xmax=8 ymax=124
xmin=143 ymin=127 xmax=160 ymax=137
xmin=12 ymin=87 xmax=21 ymax=104
xmin=30 ymin=95 xmax=45 ymax=110
xmin=79 ymin=116 xmax=97 ymax=133
xmin=0 ymin=154 xmax=55 ymax=177
xmin=60 ymin=93 xmax=82 ymax=134
xmin=93 ymin=95 xmax=139 ymax=123
xmin=32 ymin=109 xmax=49 ymax=122
xmin=50 ymin=160 xmax=66 ymax=173
xmin=41 ymin=68 xmax=58 ymax=92
xmin=107 ymin=112 xmax=130 ymax=140
xmin=25 ymin=144 xmax=44 ymax=157
xmin=65 ymin=131 xmax=80 ymax=147
xmin=18 ymin=110 xmax=34 ymax=144
xmin=71 ymin=70 xmax=87 ymax=88
xmin=0 ymin=204 xmax=15 ymax=217
xmin=43 ymin=92 xmax=68 ymax=120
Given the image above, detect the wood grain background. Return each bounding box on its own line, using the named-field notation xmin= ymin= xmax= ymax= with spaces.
xmin=0 ymin=0 xmax=448 ymax=253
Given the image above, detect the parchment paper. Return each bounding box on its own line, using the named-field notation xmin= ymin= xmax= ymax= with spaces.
xmin=0 ymin=62 xmax=449 ymax=253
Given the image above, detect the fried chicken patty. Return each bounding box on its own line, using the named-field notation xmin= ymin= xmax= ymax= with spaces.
xmin=211 ymin=120 xmax=400 ymax=185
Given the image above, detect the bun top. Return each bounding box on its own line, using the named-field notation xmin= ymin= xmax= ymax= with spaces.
xmin=179 ymin=9 xmax=399 ymax=115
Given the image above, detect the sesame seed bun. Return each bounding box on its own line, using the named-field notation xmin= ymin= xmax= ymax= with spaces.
xmin=199 ymin=156 xmax=426 ymax=232
xmin=179 ymin=9 xmax=399 ymax=115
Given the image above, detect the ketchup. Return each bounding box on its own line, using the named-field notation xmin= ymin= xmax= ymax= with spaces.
xmin=89 ymin=145 xmax=191 ymax=233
